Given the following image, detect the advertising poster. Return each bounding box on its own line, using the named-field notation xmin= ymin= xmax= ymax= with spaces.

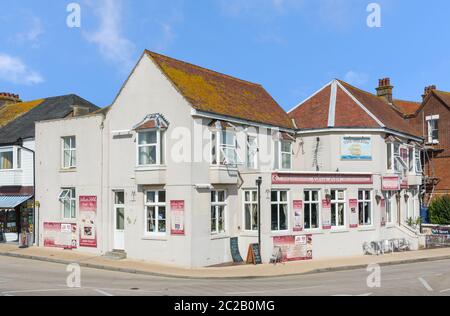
xmin=349 ymin=199 xmax=359 ymax=228
xmin=293 ymin=200 xmax=303 ymax=232
xmin=273 ymin=235 xmax=313 ymax=262
xmin=322 ymin=200 xmax=332 ymax=229
xmin=380 ymin=199 xmax=387 ymax=227
xmin=79 ymin=196 xmax=97 ymax=248
xmin=43 ymin=222 xmax=77 ymax=249
xmin=341 ymin=137 xmax=372 ymax=161
xmin=171 ymin=200 xmax=185 ymax=235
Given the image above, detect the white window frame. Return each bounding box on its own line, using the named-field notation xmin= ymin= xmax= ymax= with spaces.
xmin=60 ymin=188 xmax=76 ymax=220
xmin=61 ymin=136 xmax=76 ymax=169
xmin=383 ymin=191 xmax=394 ymax=225
xmin=211 ymin=130 xmax=242 ymax=166
xmin=211 ymin=190 xmax=227 ymax=235
xmin=330 ymin=189 xmax=346 ymax=229
xmin=114 ymin=191 xmax=125 ymax=231
xmin=246 ymin=135 xmax=258 ymax=169
xmin=16 ymin=147 xmax=21 ymax=169
xmin=280 ymin=140 xmax=293 ymax=170
xmin=415 ymin=148 xmax=422 ymax=174
xmin=144 ymin=190 xmax=167 ymax=236
xmin=271 ymin=190 xmax=289 ymax=232
xmin=387 ymin=143 xmax=408 ymax=174
xmin=358 ymin=190 xmax=373 ymax=227
xmin=0 ymin=147 xmax=14 ymax=170
xmin=426 ymin=115 xmax=439 ymax=144
xmin=137 ymin=130 xmax=165 ymax=167
xmin=304 ymin=190 xmax=320 ymax=230
xmin=243 ymin=190 xmax=258 ymax=232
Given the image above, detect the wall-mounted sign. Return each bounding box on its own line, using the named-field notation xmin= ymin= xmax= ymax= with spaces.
xmin=273 ymin=235 xmax=313 ymax=262
xmin=171 ymin=200 xmax=185 ymax=235
xmin=43 ymin=222 xmax=77 ymax=249
xmin=382 ymin=176 xmax=400 ymax=191
xmin=349 ymin=199 xmax=359 ymax=228
xmin=272 ymin=173 xmax=373 ymax=185
xmin=322 ymin=200 xmax=332 ymax=230
xmin=293 ymin=200 xmax=303 ymax=232
xmin=341 ymin=137 xmax=372 ymax=161
xmin=400 ymin=177 xmax=409 ymax=189
xmin=380 ymin=199 xmax=386 ymax=227
xmin=79 ymin=196 xmax=97 ymax=248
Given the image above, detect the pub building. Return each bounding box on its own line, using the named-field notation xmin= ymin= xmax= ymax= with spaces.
xmin=35 ymin=51 xmax=425 ymax=267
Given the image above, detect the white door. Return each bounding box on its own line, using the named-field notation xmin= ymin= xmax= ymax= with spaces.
xmin=113 ymin=192 xmax=125 ymax=250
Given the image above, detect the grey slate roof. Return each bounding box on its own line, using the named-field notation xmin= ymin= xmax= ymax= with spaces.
xmin=0 ymin=94 xmax=98 ymax=145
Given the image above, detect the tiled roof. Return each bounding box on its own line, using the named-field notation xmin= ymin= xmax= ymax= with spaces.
xmin=146 ymin=51 xmax=294 ymax=129
xmin=0 ymin=99 xmax=43 ymax=128
xmin=288 ymin=80 xmax=421 ymax=138
xmin=392 ymin=99 xmax=421 ymax=116
xmin=433 ymin=90 xmax=450 ymax=108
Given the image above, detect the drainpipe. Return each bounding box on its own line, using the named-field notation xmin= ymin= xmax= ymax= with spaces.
xmin=256 ymin=177 xmax=263 ymax=262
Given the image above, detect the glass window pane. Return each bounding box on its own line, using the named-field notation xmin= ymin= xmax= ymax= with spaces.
xmin=252 ymin=204 xmax=258 ymax=230
xmin=245 ymin=205 xmax=251 ymax=230
xmin=252 ymin=191 xmax=258 ymax=202
xmin=139 ymin=131 xmax=157 ymax=145
xmin=116 ymin=208 xmax=125 ymax=230
xmin=147 ymin=191 xmax=156 ymax=203
xmin=221 ymin=131 xmax=235 ymax=146
xmin=280 ymin=204 xmax=288 ymax=230
xmin=311 ymin=204 xmax=318 ymax=229
xmin=147 ymin=207 xmax=156 ymax=232
xmin=211 ymin=207 xmax=216 ymax=232
xmin=304 ymin=205 xmax=311 ymax=229
xmin=282 ymin=153 xmax=291 ymax=169
xmin=338 ymin=204 xmax=345 ymax=226
xmin=115 ymin=192 xmax=125 ymax=205
xmin=280 ymin=191 xmax=288 ymax=202
xmin=281 ymin=141 xmax=291 ymax=153
xmin=139 ymin=146 xmax=157 ymax=165
xmin=271 ymin=191 xmax=278 ymax=202
xmin=271 ymin=204 xmax=278 ymax=230
xmin=159 ymin=191 xmax=166 ymax=203
xmin=159 ymin=207 xmax=166 ymax=220
xmin=218 ymin=191 xmax=225 ymax=202
xmin=331 ymin=204 xmax=337 ymax=226
xmin=312 ymin=191 xmax=319 ymax=202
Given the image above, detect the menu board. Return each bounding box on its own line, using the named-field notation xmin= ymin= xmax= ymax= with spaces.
xmin=230 ymin=237 xmax=243 ymax=263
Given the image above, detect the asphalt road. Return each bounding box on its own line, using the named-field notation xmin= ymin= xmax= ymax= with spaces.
xmin=0 ymin=256 xmax=449 ymax=296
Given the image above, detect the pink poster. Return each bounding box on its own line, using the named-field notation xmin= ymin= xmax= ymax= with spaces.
xmin=349 ymin=199 xmax=359 ymax=228
xmin=293 ymin=200 xmax=303 ymax=232
xmin=322 ymin=200 xmax=332 ymax=230
xmin=171 ymin=200 xmax=185 ymax=235
xmin=380 ymin=199 xmax=387 ymax=227
xmin=79 ymin=196 xmax=97 ymax=248
xmin=273 ymin=235 xmax=313 ymax=262
xmin=43 ymin=222 xmax=77 ymax=249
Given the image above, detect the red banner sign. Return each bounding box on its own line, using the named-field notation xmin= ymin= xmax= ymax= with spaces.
xmin=382 ymin=176 xmax=400 ymax=191
xmin=43 ymin=222 xmax=77 ymax=249
xmin=171 ymin=200 xmax=185 ymax=235
xmin=79 ymin=196 xmax=97 ymax=248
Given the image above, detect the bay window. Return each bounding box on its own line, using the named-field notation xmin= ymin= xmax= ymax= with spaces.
xmin=358 ymin=190 xmax=372 ymax=226
xmin=304 ymin=190 xmax=320 ymax=229
xmin=211 ymin=130 xmax=240 ymax=166
xmin=244 ymin=190 xmax=258 ymax=231
xmin=271 ymin=191 xmax=288 ymax=231
xmin=387 ymin=142 xmax=407 ymax=174
xmin=211 ymin=190 xmax=226 ymax=234
xmin=331 ymin=190 xmax=346 ymax=228
xmin=415 ymin=149 xmax=422 ymax=173
xmin=62 ymin=136 xmax=76 ymax=169
xmin=137 ymin=130 xmax=165 ymax=166
xmin=0 ymin=148 xmax=13 ymax=170
xmin=59 ymin=188 xmax=76 ymax=219
xmin=145 ymin=191 xmax=166 ymax=235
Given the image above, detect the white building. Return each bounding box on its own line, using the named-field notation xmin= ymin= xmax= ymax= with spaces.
xmin=35 ymin=51 xmax=425 ymax=267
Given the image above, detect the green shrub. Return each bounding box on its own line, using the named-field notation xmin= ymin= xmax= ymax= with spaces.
xmin=429 ymin=195 xmax=450 ymax=225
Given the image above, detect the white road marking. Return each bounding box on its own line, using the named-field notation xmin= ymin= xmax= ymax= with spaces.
xmin=418 ymin=277 xmax=434 ymax=292
xmin=440 ymin=289 xmax=450 ymax=293
xmin=94 ymin=289 xmax=114 ymax=296
xmin=226 ymin=285 xmax=321 ymax=295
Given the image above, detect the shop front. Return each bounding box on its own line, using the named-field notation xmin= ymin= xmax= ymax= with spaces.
xmin=0 ymin=195 xmax=34 ymax=243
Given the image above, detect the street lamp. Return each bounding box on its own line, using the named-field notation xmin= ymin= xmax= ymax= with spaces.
xmin=256 ymin=177 xmax=262 ymax=257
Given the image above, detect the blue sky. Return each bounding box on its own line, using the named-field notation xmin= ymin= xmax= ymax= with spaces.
xmin=0 ymin=0 xmax=449 ymax=110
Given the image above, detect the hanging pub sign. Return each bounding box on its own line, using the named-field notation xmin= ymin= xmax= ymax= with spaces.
xmin=79 ymin=196 xmax=97 ymax=248
xmin=293 ymin=200 xmax=303 ymax=232
xmin=349 ymin=199 xmax=359 ymax=228
xmin=322 ymin=200 xmax=332 ymax=229
xmin=171 ymin=200 xmax=185 ymax=236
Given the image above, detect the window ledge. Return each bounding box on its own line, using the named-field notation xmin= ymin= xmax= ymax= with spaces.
xmin=358 ymin=226 xmax=376 ymax=232
xmin=303 ymin=229 xmax=324 ymax=235
xmin=211 ymin=234 xmax=230 ymax=240
xmin=60 ymin=168 xmax=77 ymax=173
xmin=135 ymin=165 xmax=167 ymax=172
xmin=330 ymin=228 xmax=350 ymax=234
xmin=210 ymin=165 xmax=238 ymax=171
xmin=142 ymin=235 xmax=168 ymax=241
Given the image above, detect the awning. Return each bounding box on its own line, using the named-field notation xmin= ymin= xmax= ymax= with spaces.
xmin=0 ymin=196 xmax=33 ymax=209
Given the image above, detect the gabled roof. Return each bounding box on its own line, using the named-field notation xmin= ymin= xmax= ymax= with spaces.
xmin=0 ymin=94 xmax=98 ymax=145
xmin=288 ymin=79 xmax=421 ymax=138
xmin=0 ymin=99 xmax=44 ymax=128
xmin=432 ymin=90 xmax=450 ymax=109
xmin=145 ymin=51 xmax=294 ymax=129
xmin=392 ymin=99 xmax=421 ymax=116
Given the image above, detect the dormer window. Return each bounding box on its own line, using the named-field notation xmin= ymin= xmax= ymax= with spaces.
xmin=426 ymin=115 xmax=439 ymax=144
xmin=134 ymin=114 xmax=169 ymax=167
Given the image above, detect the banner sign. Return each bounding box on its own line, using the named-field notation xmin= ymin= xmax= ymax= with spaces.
xmin=380 ymin=199 xmax=387 ymax=227
xmin=272 ymin=173 xmax=373 ymax=185
xmin=322 ymin=200 xmax=332 ymax=230
xmin=349 ymin=199 xmax=359 ymax=228
xmin=341 ymin=137 xmax=372 ymax=161
xmin=293 ymin=200 xmax=303 ymax=232
xmin=79 ymin=196 xmax=98 ymax=248
xmin=171 ymin=200 xmax=185 ymax=235
xmin=382 ymin=176 xmax=400 ymax=191
xmin=43 ymin=222 xmax=77 ymax=249
xmin=273 ymin=235 xmax=313 ymax=262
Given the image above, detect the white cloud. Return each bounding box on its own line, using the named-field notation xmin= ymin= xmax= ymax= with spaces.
xmin=15 ymin=15 xmax=44 ymax=46
xmin=344 ymin=71 xmax=369 ymax=86
xmin=0 ymin=53 xmax=44 ymax=85
xmin=84 ymin=0 xmax=136 ymax=72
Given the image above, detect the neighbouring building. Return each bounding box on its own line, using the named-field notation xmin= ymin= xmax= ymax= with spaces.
xmin=0 ymin=94 xmax=98 ymax=243
xmin=35 ymin=51 xmax=425 ymax=268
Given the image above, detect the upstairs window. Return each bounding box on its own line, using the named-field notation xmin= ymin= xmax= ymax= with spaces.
xmin=211 ymin=129 xmax=241 ymax=166
xmin=415 ymin=149 xmax=422 ymax=174
xmin=0 ymin=148 xmax=13 ymax=170
xmin=62 ymin=136 xmax=76 ymax=169
xmin=427 ymin=116 xmax=439 ymax=144
xmin=137 ymin=130 xmax=165 ymax=166
xmin=246 ymin=136 xmax=258 ymax=169
xmin=274 ymin=139 xmax=293 ymax=170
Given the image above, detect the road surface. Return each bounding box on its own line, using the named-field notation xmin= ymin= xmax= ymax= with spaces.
xmin=0 ymin=256 xmax=449 ymax=296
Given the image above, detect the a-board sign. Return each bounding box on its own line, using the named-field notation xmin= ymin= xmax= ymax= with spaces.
xmin=246 ymin=243 xmax=262 ymax=265
xmin=270 ymin=246 xmax=283 ymax=264
xmin=230 ymin=237 xmax=243 ymax=263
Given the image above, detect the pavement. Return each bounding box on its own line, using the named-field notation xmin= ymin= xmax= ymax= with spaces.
xmin=1 ymin=255 xmax=450 ymax=296
xmin=1 ymin=243 xmax=450 ymax=279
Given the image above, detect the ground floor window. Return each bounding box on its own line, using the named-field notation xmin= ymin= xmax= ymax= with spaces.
xmin=304 ymin=190 xmax=320 ymax=229
xmin=271 ymin=191 xmax=288 ymax=231
xmin=331 ymin=190 xmax=346 ymax=228
xmin=244 ymin=190 xmax=258 ymax=231
xmin=211 ymin=190 xmax=226 ymax=234
xmin=145 ymin=190 xmax=166 ymax=235
xmin=114 ymin=192 xmax=125 ymax=231
xmin=59 ymin=188 xmax=76 ymax=219
xmin=358 ymin=190 xmax=372 ymax=226
xmin=383 ymin=191 xmax=394 ymax=224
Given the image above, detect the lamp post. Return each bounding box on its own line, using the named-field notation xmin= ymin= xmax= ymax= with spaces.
xmin=256 ymin=177 xmax=262 ymax=258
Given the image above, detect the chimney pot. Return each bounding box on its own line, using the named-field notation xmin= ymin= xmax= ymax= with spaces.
xmin=376 ymin=78 xmax=394 ymax=103
xmin=0 ymin=92 xmax=22 ymax=108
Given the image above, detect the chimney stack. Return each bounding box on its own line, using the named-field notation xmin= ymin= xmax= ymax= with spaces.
xmin=422 ymin=85 xmax=437 ymax=100
xmin=71 ymin=105 xmax=91 ymax=117
xmin=0 ymin=92 xmax=22 ymax=108
xmin=376 ymin=78 xmax=394 ymax=103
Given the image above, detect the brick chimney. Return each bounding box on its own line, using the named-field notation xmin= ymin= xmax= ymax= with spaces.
xmin=0 ymin=92 xmax=21 ymax=108
xmin=376 ymin=78 xmax=394 ymax=103
xmin=422 ymin=85 xmax=437 ymax=100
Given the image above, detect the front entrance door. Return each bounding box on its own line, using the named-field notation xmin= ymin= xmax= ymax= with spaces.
xmin=113 ymin=192 xmax=125 ymax=250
